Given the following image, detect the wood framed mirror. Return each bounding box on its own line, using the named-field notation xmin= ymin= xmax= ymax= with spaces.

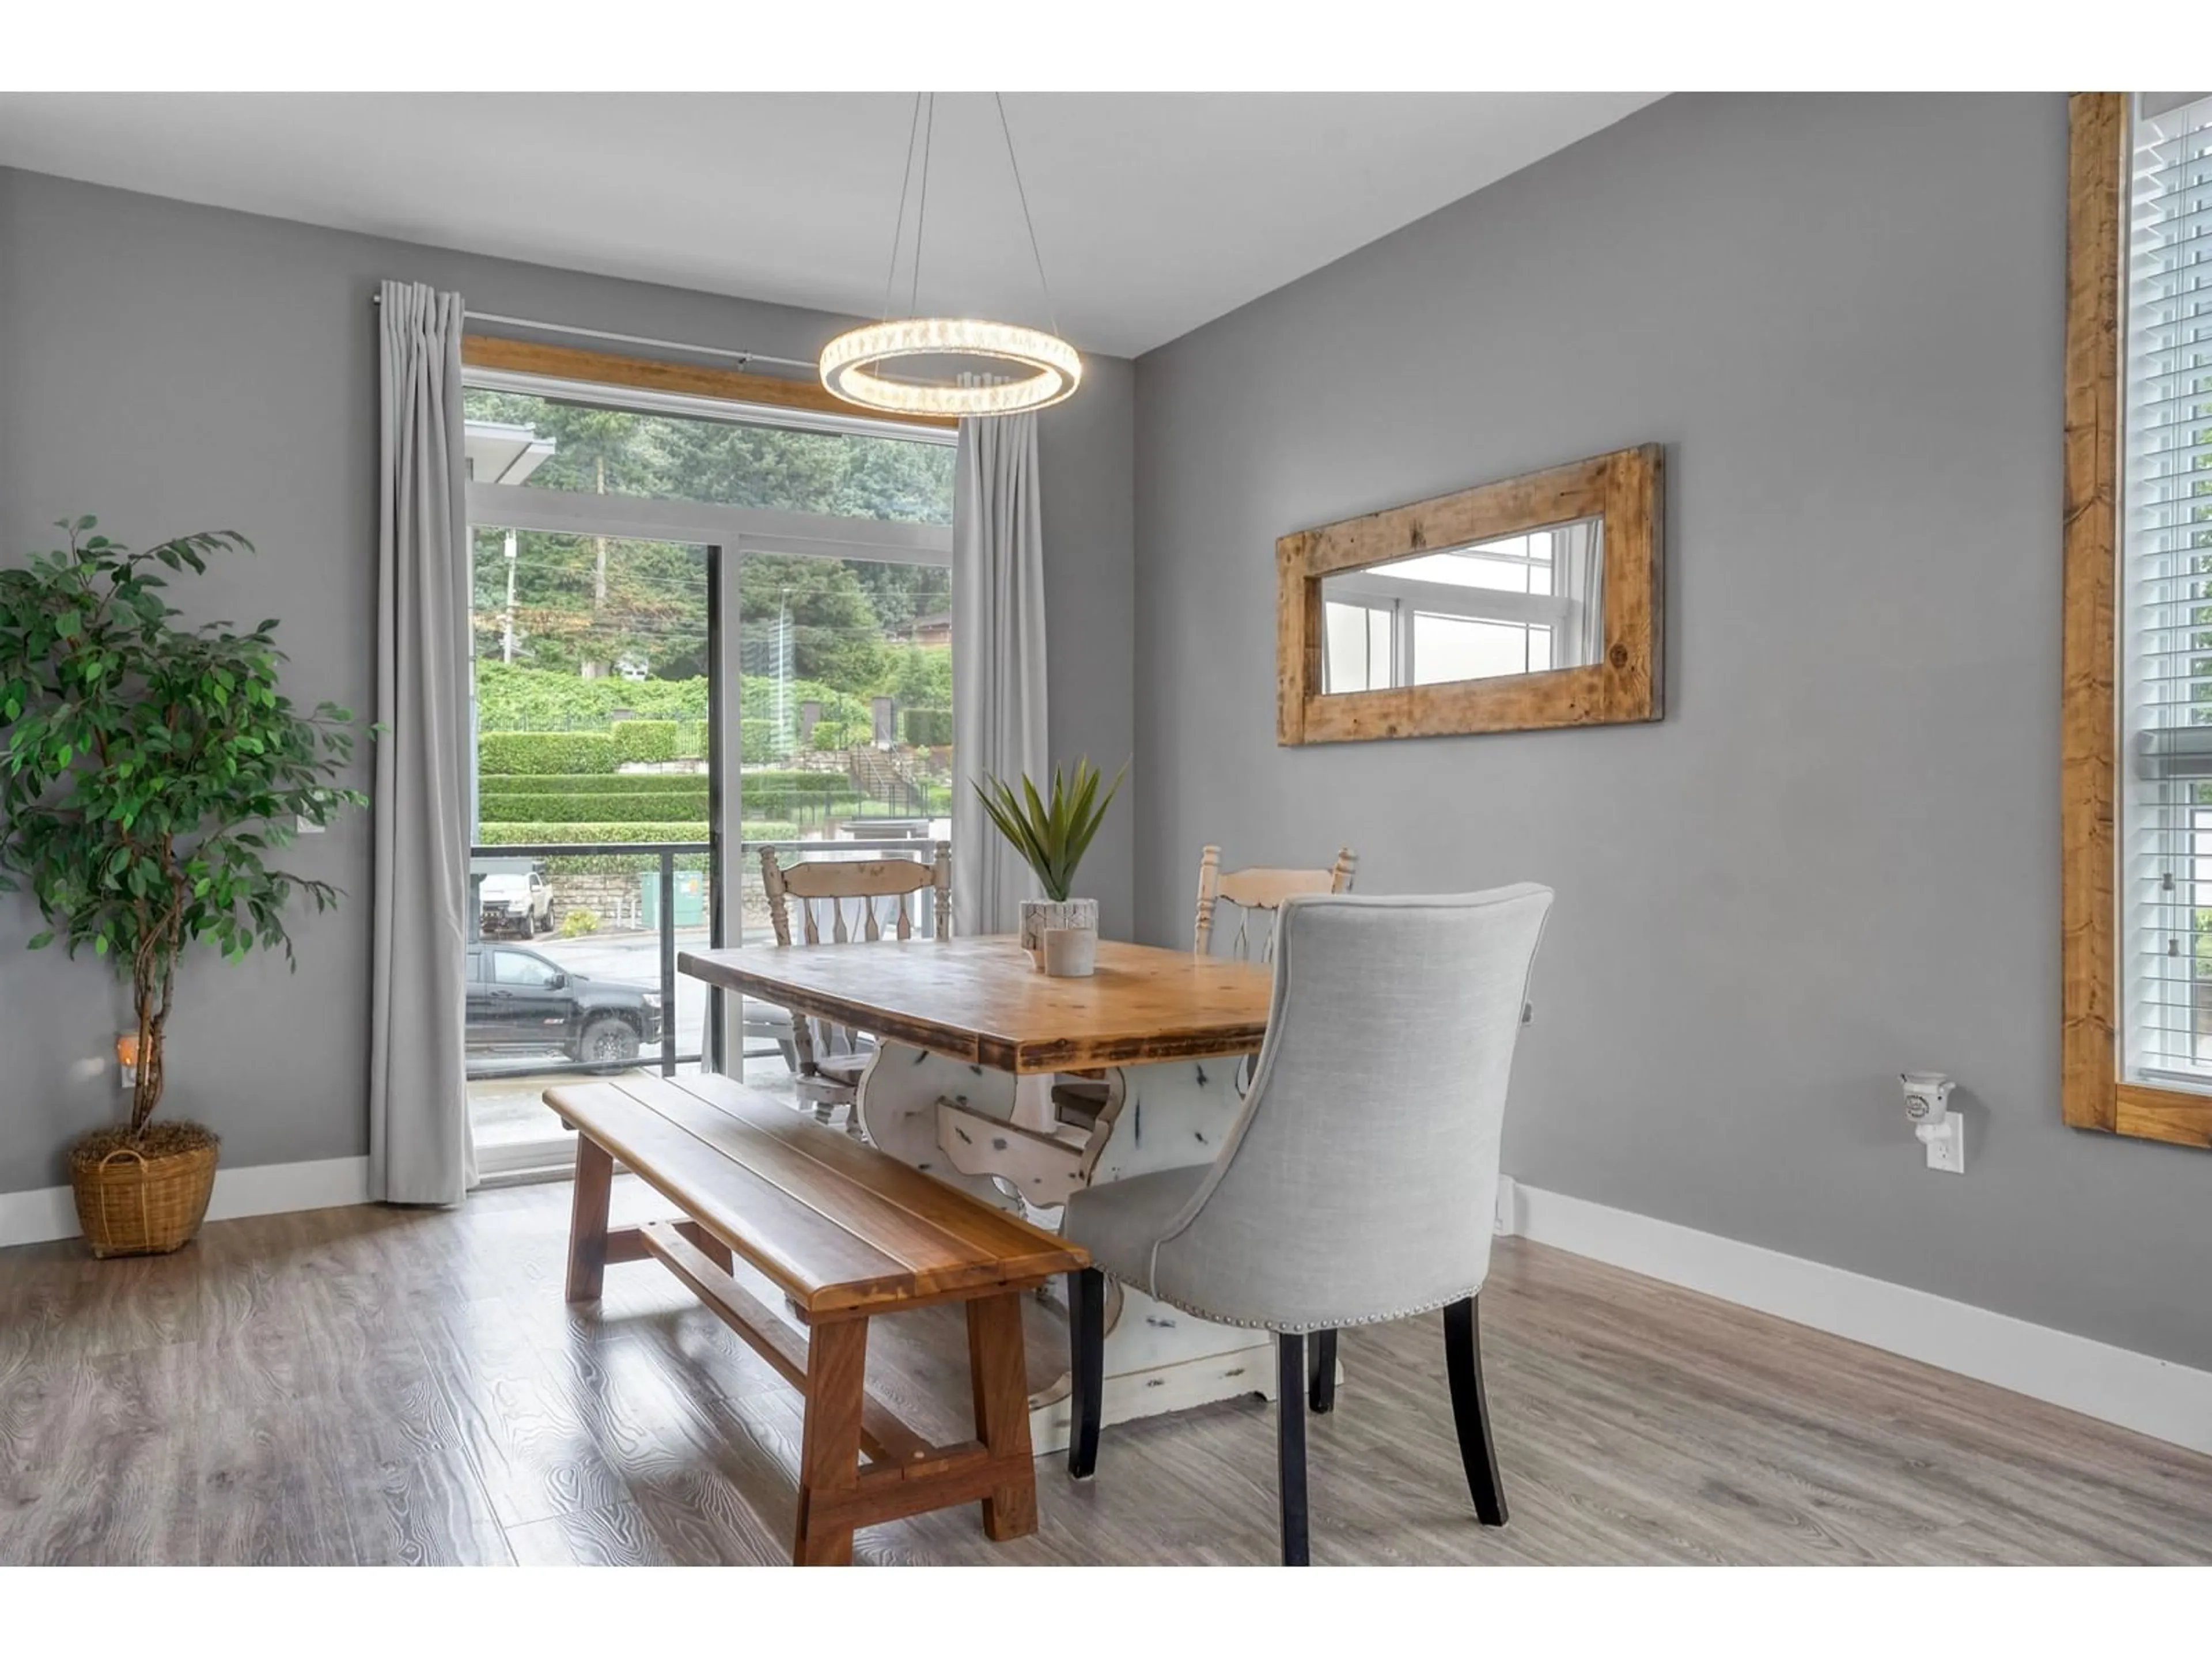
xmin=1276 ymin=444 xmax=1664 ymax=744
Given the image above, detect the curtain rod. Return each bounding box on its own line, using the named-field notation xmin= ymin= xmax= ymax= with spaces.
xmin=369 ymin=293 xmax=819 ymax=374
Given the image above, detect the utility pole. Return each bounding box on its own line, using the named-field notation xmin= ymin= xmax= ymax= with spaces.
xmin=593 ymin=453 xmax=608 ymax=609
xmin=779 ymin=596 xmax=791 ymax=754
xmin=501 ymin=529 xmax=518 ymax=664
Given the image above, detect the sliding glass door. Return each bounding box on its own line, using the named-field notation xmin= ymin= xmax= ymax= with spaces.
xmin=728 ymin=547 xmax=954 ymax=1097
xmin=461 ymin=521 xmax=721 ymax=1176
xmin=459 ymin=371 xmax=955 ymax=1176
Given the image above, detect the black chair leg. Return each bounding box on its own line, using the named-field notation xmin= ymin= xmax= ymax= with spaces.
xmin=1443 ymin=1296 xmax=1508 ymax=1526
xmin=1067 ymin=1267 xmax=1105 ymax=1480
xmin=1277 ymin=1332 xmax=1310 ymax=1565
xmin=1308 ymin=1328 xmax=1338 ymax=1414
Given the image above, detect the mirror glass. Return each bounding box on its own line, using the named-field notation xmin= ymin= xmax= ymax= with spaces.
xmin=1316 ymin=516 xmax=1604 ymax=694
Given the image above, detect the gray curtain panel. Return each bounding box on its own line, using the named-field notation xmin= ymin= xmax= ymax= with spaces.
xmin=370 ymin=279 xmax=475 ymax=1205
xmin=950 ymin=411 xmax=1050 ymax=937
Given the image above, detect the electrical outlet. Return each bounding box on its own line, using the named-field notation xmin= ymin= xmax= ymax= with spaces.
xmin=1919 ymin=1113 xmax=1966 ymax=1175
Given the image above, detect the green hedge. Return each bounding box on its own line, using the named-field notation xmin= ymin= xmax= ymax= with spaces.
xmin=477 ymin=731 xmax=616 ymax=775
xmin=477 ymin=769 xmax=877 ymax=828
xmin=479 ymin=790 xmax=709 ymax=824
xmin=528 ymin=821 xmax=799 ymax=876
xmin=740 ymin=793 xmax=857 ymax=824
xmin=741 ymin=718 xmax=777 ymax=765
xmin=475 ymin=662 xmax=707 ymax=729
xmin=475 ymin=662 xmax=873 ymax=738
xmin=902 ymin=707 xmax=953 ymax=748
xmin=736 ymin=770 xmax=860 ymax=824
xmin=480 ymin=772 xmax=706 ymax=798
xmin=611 ymin=719 xmax=678 ymax=764
xmin=479 ymin=820 xmax=710 ymax=847
xmin=810 ymin=721 xmax=853 ymax=752
xmin=744 ymin=770 xmax=852 ymax=798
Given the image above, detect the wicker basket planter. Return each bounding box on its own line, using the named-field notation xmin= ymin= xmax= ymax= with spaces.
xmin=69 ymin=1126 xmax=219 ymax=1258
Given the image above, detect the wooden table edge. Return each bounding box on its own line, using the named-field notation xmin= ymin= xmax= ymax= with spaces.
xmin=680 ymin=948 xmax=987 ymax=1064
xmin=677 ymin=947 xmax=1271 ymax=1074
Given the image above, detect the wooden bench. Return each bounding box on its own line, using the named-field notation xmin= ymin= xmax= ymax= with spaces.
xmin=547 ymin=1070 xmax=1087 ymax=1566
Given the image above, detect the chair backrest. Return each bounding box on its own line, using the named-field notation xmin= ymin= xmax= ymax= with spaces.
xmin=1193 ymin=843 xmax=1357 ymax=960
xmin=1153 ymin=885 xmax=1552 ymax=1331
xmin=759 ymin=843 xmax=952 ymax=1067
xmin=760 ymin=842 xmax=953 ymax=946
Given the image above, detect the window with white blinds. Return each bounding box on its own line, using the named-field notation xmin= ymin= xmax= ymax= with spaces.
xmin=2122 ymin=92 xmax=2212 ymax=1088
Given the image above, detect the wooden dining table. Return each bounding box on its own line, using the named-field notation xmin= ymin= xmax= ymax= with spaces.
xmin=677 ymin=933 xmax=1283 ymax=1452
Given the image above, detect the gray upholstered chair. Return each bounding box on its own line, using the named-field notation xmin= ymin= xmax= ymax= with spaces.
xmin=1060 ymin=884 xmax=1554 ymax=1565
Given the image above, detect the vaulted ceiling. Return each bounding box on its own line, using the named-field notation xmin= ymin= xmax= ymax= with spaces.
xmin=0 ymin=92 xmax=1661 ymax=357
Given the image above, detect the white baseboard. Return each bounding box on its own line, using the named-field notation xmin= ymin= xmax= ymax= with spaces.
xmin=1495 ymin=1176 xmax=2212 ymax=1458
xmin=0 ymin=1154 xmax=370 ymax=1249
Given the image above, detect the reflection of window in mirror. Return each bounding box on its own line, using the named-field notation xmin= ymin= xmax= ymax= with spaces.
xmin=1317 ymin=517 xmax=1604 ymax=692
xmin=1278 ymin=442 xmax=1660 ymax=745
xmin=1321 ymin=600 xmax=1392 ymax=693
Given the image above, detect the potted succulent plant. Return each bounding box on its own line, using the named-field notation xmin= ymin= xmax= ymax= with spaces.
xmin=0 ymin=518 xmax=368 ymax=1257
xmin=974 ymin=757 xmax=1125 ymax=976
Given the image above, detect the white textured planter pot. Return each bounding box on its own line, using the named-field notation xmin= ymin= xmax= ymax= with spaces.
xmin=1019 ymin=897 xmax=1098 ymax=968
xmin=1042 ymin=926 xmax=1099 ymax=978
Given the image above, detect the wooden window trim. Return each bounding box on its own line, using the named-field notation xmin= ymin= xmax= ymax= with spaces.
xmin=458 ymin=335 xmax=960 ymax=432
xmin=1275 ymin=444 xmax=1664 ymax=745
xmin=2060 ymin=91 xmax=2212 ymax=1150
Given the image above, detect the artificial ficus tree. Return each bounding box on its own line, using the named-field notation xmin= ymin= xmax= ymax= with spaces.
xmin=0 ymin=518 xmax=368 ymax=1139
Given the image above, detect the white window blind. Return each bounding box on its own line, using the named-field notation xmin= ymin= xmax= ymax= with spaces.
xmin=2122 ymin=92 xmax=2212 ymax=1088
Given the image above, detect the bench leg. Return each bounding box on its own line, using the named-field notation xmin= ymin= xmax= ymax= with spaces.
xmin=966 ymin=1290 xmax=1039 ymax=1542
xmin=792 ymin=1317 xmax=869 ymax=1566
xmin=566 ymin=1135 xmax=615 ymax=1302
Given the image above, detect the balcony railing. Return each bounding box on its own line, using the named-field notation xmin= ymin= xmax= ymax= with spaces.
xmin=466 ymin=835 xmax=948 ymax=1082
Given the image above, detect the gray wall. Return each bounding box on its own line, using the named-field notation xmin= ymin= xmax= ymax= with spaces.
xmin=0 ymin=167 xmax=1133 ymax=1195
xmin=1132 ymin=93 xmax=2212 ymax=1369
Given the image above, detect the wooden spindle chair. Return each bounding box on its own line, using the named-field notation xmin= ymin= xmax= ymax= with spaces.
xmin=1052 ymin=843 xmax=1357 ymax=1135
xmin=1194 ymin=843 xmax=1359 ymax=962
xmin=759 ymin=841 xmax=952 ymax=1132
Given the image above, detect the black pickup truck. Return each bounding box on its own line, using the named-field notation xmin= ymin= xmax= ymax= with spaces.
xmin=464 ymin=943 xmax=663 ymax=1066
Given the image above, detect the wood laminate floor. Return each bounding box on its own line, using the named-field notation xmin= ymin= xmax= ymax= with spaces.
xmin=3 ymin=1177 xmax=2209 ymax=1566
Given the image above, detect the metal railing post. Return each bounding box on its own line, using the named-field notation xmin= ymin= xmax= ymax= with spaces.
xmin=658 ymin=849 xmax=679 ymax=1078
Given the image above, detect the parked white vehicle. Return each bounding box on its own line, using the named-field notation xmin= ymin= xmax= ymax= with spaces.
xmin=477 ymin=861 xmax=554 ymax=938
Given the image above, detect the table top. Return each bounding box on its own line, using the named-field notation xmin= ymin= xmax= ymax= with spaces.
xmin=679 ymin=935 xmax=1274 ymax=1074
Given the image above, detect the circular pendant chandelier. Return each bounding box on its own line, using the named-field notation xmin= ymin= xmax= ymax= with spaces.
xmin=821 ymin=94 xmax=1082 ymax=419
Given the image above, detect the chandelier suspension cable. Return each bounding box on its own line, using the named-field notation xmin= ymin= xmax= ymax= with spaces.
xmin=995 ymin=93 xmax=1059 ymax=336
xmin=879 ymin=93 xmax=924 ymax=324
xmin=910 ymin=92 xmax=937 ymax=319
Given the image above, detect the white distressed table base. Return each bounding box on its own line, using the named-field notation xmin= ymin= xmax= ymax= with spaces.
xmin=855 ymin=1041 xmax=1278 ymax=1444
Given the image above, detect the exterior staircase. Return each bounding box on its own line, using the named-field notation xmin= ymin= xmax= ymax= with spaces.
xmin=846 ymin=743 xmax=931 ymax=816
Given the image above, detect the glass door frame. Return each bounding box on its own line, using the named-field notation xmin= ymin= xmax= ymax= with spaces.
xmin=464 ymin=475 xmax=956 ymax=1090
